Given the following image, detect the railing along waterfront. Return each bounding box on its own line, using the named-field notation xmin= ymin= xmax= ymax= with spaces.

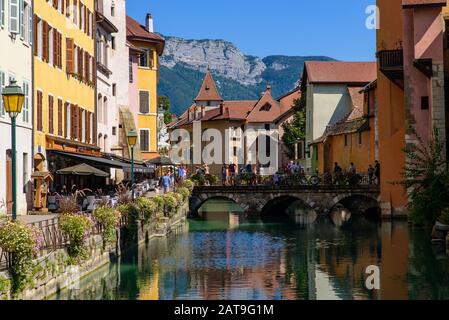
xmin=0 ymin=212 xmax=130 ymax=272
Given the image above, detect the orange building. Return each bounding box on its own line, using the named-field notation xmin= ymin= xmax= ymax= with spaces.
xmin=377 ymin=0 xmax=448 ymax=217
xmin=311 ymin=81 xmax=377 ymax=175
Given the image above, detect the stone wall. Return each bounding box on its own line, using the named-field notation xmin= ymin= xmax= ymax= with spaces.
xmin=0 ymin=203 xmax=188 ymax=300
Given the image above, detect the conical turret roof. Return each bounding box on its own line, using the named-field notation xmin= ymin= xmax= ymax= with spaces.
xmin=194 ymin=71 xmax=223 ymax=102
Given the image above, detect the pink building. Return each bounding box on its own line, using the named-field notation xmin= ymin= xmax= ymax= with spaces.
xmin=401 ymin=0 xmax=447 ymax=148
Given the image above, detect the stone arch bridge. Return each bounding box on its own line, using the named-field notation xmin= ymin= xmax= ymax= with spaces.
xmin=190 ymin=185 xmax=380 ymax=216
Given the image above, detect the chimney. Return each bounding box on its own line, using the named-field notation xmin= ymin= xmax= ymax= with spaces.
xmin=146 ymin=13 xmax=154 ymax=32
xmin=265 ymin=84 xmax=271 ymax=95
xmin=219 ymin=103 xmax=224 ymax=115
xmin=201 ymin=106 xmax=206 ymax=118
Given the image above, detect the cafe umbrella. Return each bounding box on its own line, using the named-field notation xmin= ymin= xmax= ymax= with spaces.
xmin=57 ymin=163 xmax=110 ymax=177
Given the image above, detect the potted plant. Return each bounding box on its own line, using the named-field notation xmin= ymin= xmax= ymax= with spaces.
xmin=435 ymin=208 xmax=449 ymax=232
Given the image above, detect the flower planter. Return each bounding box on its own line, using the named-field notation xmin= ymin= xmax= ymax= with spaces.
xmin=435 ymin=220 xmax=449 ymax=232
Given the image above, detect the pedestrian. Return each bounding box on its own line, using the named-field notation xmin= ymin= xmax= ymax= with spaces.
xmin=177 ymin=165 xmax=184 ymax=183
xmin=229 ymin=162 xmax=236 ymax=186
xmin=375 ymin=160 xmax=380 ymax=185
xmin=161 ymin=172 xmax=171 ymax=194
xmin=348 ymin=162 xmax=356 ymax=177
xmin=368 ymin=164 xmax=375 ymax=185
xmin=334 ymin=162 xmax=342 ymax=184
xmin=222 ymin=165 xmax=227 ymax=186
xmin=274 ymin=171 xmax=281 ymax=186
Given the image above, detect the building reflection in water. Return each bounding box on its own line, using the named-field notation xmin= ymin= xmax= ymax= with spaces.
xmin=52 ymin=199 xmax=449 ymax=300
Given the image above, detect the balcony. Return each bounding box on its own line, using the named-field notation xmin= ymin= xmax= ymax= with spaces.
xmin=378 ymin=49 xmax=404 ymax=80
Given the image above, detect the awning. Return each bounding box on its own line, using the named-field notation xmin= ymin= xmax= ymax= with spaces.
xmin=49 ymin=151 xmax=154 ymax=173
xmin=57 ymin=163 xmax=110 ymax=177
xmin=146 ymin=156 xmax=176 ymax=166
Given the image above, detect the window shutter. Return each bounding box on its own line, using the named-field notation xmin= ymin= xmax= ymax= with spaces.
xmin=28 ymin=5 xmax=32 ymax=45
xmin=84 ymin=51 xmax=89 ymax=82
xmin=140 ymin=130 xmax=145 ymax=151
xmin=37 ymin=91 xmax=43 ymax=131
xmin=48 ymin=96 xmax=54 ymax=134
xmin=19 ymin=0 xmax=24 ymax=38
xmin=0 ymin=0 xmax=5 ymax=27
xmin=86 ymin=111 xmax=90 ymax=143
xmin=66 ymin=38 xmax=74 ymax=73
xmin=64 ymin=102 xmax=68 ymax=138
xmin=72 ymin=104 xmax=77 ymax=140
xmin=33 ymin=15 xmax=38 ymax=56
xmin=58 ymin=99 xmax=63 ymax=136
xmin=78 ymin=108 xmax=83 ymax=141
xmin=78 ymin=48 xmax=83 ymax=80
xmin=42 ymin=21 xmax=49 ymax=62
xmin=139 ymin=91 xmax=149 ymax=113
xmin=84 ymin=6 xmax=88 ymax=34
xmin=53 ymin=29 xmax=57 ymax=67
xmin=52 ymin=0 xmax=57 ymax=9
xmin=9 ymin=0 xmax=19 ymax=34
xmin=92 ymin=112 xmax=97 ymax=145
xmin=91 ymin=55 xmax=95 ymax=85
xmin=61 ymin=0 xmax=64 ymax=14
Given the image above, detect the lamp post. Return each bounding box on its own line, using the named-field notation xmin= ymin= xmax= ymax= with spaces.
xmin=1 ymin=81 xmax=25 ymax=221
xmin=127 ymin=129 xmax=138 ymax=200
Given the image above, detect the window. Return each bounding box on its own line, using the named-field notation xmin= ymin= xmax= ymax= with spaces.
xmin=22 ymin=81 xmax=29 ymax=123
xmin=111 ymin=36 xmax=115 ymax=49
xmin=48 ymin=27 xmax=54 ymax=65
xmin=103 ymin=97 xmax=107 ymax=126
xmin=0 ymin=71 xmax=5 ymax=117
xmin=57 ymin=99 xmax=63 ymax=136
xmin=344 ymin=134 xmax=349 ymax=147
xmin=112 ymin=83 xmax=116 ymax=96
xmin=112 ymin=126 xmax=117 ymax=136
xmin=421 ymin=96 xmax=429 ymax=110
xmin=0 ymin=0 xmax=5 ymax=27
xmin=233 ymin=146 xmax=238 ymax=157
xmin=23 ymin=153 xmax=29 ymax=193
xmin=111 ymin=4 xmax=115 ymax=16
xmin=66 ymin=38 xmax=74 ymax=73
xmin=140 ymin=129 xmax=150 ymax=152
xmin=72 ymin=0 xmax=77 ymax=25
xmin=358 ymin=132 xmax=362 ymax=145
xmin=139 ymin=91 xmax=150 ymax=113
xmin=48 ymin=95 xmax=54 ymax=134
xmin=37 ymin=18 xmax=43 ymax=58
xmin=261 ymin=103 xmax=272 ymax=111
xmin=36 ymin=91 xmax=43 ymax=131
xmin=28 ymin=3 xmax=32 ymax=45
xmin=20 ymin=1 xmax=26 ymax=39
xmin=97 ymin=94 xmax=102 ymax=123
xmin=81 ymin=109 xmax=85 ymax=142
xmin=139 ymin=50 xmax=154 ymax=68
xmin=129 ymin=57 xmax=133 ymax=82
xmin=9 ymin=0 xmax=20 ymax=34
xmin=64 ymin=102 xmax=70 ymax=138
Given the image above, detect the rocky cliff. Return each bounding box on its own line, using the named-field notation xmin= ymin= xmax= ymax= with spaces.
xmin=158 ymin=35 xmax=334 ymax=115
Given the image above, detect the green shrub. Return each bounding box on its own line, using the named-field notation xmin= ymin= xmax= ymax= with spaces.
xmin=152 ymin=195 xmax=164 ymax=212
xmin=177 ymin=187 xmax=190 ymax=201
xmin=205 ymin=174 xmax=219 ymax=185
xmin=163 ymin=193 xmax=177 ymax=217
xmin=93 ymin=206 xmax=121 ymax=244
xmin=59 ymin=214 xmax=93 ymax=264
xmin=0 ymin=275 xmax=11 ymax=297
xmin=173 ymin=193 xmax=184 ymax=208
xmin=136 ymin=197 xmax=158 ymax=223
xmin=180 ymin=179 xmax=195 ymax=192
xmin=0 ymin=221 xmax=43 ymax=295
xmin=191 ymin=174 xmax=206 ymax=186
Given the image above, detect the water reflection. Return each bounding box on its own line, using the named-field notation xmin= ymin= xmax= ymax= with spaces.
xmin=52 ymin=199 xmax=449 ymax=300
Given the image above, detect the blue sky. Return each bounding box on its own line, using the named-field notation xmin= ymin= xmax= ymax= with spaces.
xmin=126 ymin=0 xmax=376 ymax=61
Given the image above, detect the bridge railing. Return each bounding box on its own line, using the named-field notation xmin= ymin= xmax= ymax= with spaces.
xmin=189 ymin=172 xmax=378 ymax=188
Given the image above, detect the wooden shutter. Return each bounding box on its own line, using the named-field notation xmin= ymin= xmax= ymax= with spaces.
xmin=91 ymin=55 xmax=95 ymax=85
xmin=66 ymin=38 xmax=73 ymax=73
xmin=85 ymin=111 xmax=90 ymax=143
xmin=37 ymin=91 xmax=43 ymax=131
xmin=139 ymin=91 xmax=149 ymax=113
xmin=84 ymin=51 xmax=89 ymax=82
xmin=72 ymin=104 xmax=77 ymax=140
xmin=48 ymin=95 xmax=54 ymax=134
xmin=53 ymin=29 xmax=57 ymax=67
xmin=64 ymin=102 xmax=68 ymax=138
xmin=78 ymin=48 xmax=83 ymax=80
xmin=33 ymin=15 xmax=38 ymax=56
xmin=42 ymin=21 xmax=48 ymax=62
xmin=58 ymin=99 xmax=63 ymax=136
xmin=78 ymin=108 xmax=83 ymax=141
xmin=84 ymin=6 xmax=88 ymax=34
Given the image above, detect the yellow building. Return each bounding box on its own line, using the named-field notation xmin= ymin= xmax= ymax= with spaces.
xmin=33 ymin=0 xmax=97 ymax=203
xmin=126 ymin=14 xmax=165 ymax=161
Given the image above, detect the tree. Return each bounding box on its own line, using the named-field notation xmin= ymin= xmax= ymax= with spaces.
xmin=158 ymin=96 xmax=170 ymax=111
xmin=402 ymin=127 xmax=449 ymax=226
xmin=282 ymin=91 xmax=306 ymax=159
xmin=164 ymin=111 xmax=173 ymax=125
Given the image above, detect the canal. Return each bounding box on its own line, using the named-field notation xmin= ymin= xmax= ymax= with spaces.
xmin=52 ymin=199 xmax=449 ymax=300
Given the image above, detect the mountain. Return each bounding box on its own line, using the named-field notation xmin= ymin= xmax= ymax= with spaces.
xmin=158 ymin=35 xmax=335 ymax=116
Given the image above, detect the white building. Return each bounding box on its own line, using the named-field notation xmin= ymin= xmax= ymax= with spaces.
xmin=96 ymin=0 xmax=120 ymax=155
xmin=0 ymin=0 xmax=34 ymax=215
xmin=301 ymin=61 xmax=376 ymax=171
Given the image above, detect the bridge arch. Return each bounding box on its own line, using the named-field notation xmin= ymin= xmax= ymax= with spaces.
xmin=331 ymin=194 xmax=381 ymax=218
xmin=189 ymin=195 xmax=244 ymax=217
xmin=261 ymin=195 xmax=315 ymax=216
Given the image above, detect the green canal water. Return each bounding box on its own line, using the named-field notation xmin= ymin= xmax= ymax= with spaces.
xmin=52 ymin=199 xmax=449 ymax=300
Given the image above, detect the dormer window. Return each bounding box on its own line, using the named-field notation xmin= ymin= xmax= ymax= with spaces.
xmin=260 ymin=103 xmax=272 ymax=111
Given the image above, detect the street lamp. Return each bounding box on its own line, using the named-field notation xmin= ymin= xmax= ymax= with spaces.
xmin=1 ymin=80 xmax=25 ymax=220
xmin=127 ymin=129 xmax=138 ymax=200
